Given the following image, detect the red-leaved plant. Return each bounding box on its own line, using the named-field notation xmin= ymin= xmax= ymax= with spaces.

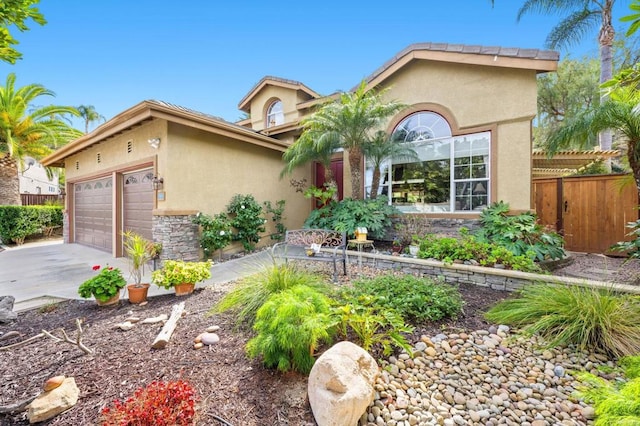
xmin=100 ymin=380 xmax=198 ymax=425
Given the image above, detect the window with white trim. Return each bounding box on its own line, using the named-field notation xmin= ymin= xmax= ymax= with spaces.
xmin=266 ymin=100 xmax=284 ymax=128
xmin=365 ymin=111 xmax=490 ymax=213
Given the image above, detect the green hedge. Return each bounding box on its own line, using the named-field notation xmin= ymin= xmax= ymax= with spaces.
xmin=0 ymin=205 xmax=63 ymax=244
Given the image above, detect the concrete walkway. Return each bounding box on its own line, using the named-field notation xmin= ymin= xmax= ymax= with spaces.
xmin=0 ymin=240 xmax=273 ymax=312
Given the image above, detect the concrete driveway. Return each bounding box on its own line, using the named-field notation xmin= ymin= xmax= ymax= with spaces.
xmin=0 ymin=240 xmax=273 ymax=312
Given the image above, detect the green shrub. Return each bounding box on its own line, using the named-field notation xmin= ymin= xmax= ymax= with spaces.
xmin=577 ymin=356 xmax=640 ymax=425
xmin=192 ymin=212 xmax=233 ymax=259
xmin=227 ymin=194 xmax=266 ymax=251
xmin=0 ymin=205 xmax=62 ymax=244
xmin=344 ymin=274 xmax=463 ymax=323
xmin=473 ymin=201 xmax=565 ymax=261
xmin=417 ymin=233 xmax=541 ymax=273
xmin=263 ymin=200 xmax=286 ymax=241
xmin=333 ymin=294 xmax=413 ymax=356
xmin=611 ymin=219 xmax=640 ymax=260
xmin=246 ymin=285 xmax=335 ymax=374
xmin=304 ymin=196 xmax=398 ymax=239
xmin=211 ymin=263 xmax=331 ymax=328
xmin=485 ymin=284 xmax=640 ymax=357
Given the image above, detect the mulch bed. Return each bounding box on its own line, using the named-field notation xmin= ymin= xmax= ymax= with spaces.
xmin=0 ymin=262 xmax=510 ymax=426
xmin=2 ymin=245 xmax=638 ymax=425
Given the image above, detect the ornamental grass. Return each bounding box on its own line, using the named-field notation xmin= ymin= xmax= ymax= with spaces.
xmin=485 ymin=283 xmax=640 ymax=357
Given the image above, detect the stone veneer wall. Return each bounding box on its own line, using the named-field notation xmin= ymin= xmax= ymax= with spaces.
xmin=63 ymin=211 xmax=70 ymax=244
xmin=348 ymin=251 xmax=640 ymax=294
xmin=152 ymin=214 xmax=200 ymax=262
xmin=385 ymin=216 xmax=482 ymax=242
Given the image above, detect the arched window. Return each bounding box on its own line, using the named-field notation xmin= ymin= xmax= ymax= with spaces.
xmin=365 ymin=111 xmax=490 ymax=213
xmin=266 ymin=100 xmax=284 ymax=128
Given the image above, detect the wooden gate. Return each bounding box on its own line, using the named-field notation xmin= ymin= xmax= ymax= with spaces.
xmin=533 ymin=174 xmax=638 ymax=253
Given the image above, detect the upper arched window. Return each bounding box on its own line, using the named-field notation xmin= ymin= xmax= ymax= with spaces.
xmin=393 ymin=111 xmax=452 ymax=142
xmin=266 ymin=100 xmax=284 ymax=128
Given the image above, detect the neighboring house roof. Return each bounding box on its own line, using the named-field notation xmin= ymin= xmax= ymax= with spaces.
xmin=42 ymin=100 xmax=291 ymax=167
xmin=357 ymin=42 xmax=559 ymax=91
xmin=237 ymin=76 xmax=321 ymax=113
xmin=532 ymin=149 xmax=620 ymax=178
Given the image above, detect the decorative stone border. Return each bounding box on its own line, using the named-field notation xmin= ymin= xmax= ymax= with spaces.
xmin=346 ymin=250 xmax=640 ymax=295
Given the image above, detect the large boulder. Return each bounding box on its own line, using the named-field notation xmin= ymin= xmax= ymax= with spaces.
xmin=27 ymin=377 xmax=79 ymax=423
xmin=308 ymin=341 xmax=379 ymax=426
xmin=0 ymin=296 xmax=17 ymax=323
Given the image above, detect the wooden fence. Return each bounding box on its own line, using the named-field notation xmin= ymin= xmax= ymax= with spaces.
xmin=20 ymin=194 xmax=65 ymax=206
xmin=533 ymin=174 xmax=638 ymax=253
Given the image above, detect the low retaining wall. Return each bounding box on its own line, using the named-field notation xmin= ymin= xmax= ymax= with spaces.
xmin=346 ymin=251 xmax=640 ymax=295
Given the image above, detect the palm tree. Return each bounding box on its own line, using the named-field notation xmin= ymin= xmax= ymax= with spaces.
xmin=281 ymin=129 xmax=341 ymax=192
xmin=77 ymin=104 xmax=105 ymax=133
xmin=0 ymin=73 xmax=81 ymax=205
xmin=297 ymin=81 xmax=405 ymax=199
xmin=546 ymin=86 xmax=640 ymax=193
xmin=362 ymin=131 xmax=420 ymax=199
xmin=493 ymin=0 xmax=618 ymax=153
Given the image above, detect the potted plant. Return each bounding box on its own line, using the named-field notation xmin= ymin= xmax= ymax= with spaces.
xmin=391 ymin=238 xmax=403 ymax=255
xmin=78 ymin=265 xmax=126 ymax=306
xmin=122 ymin=231 xmax=156 ymax=304
xmin=409 ymin=235 xmax=421 ymax=257
xmin=152 ymin=260 xmax=212 ymax=296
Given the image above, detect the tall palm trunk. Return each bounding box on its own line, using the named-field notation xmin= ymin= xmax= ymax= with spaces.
xmin=599 ymin=0 xmax=615 ymax=170
xmin=370 ymin=167 xmax=381 ymax=200
xmin=348 ymin=147 xmax=363 ymax=199
xmin=0 ymin=157 xmax=21 ymax=205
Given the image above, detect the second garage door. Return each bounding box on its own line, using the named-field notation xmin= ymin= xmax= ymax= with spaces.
xmin=123 ymin=169 xmax=154 ymax=241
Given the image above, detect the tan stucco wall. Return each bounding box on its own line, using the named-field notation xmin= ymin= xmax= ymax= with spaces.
xmin=382 ymin=61 xmax=537 ymax=128
xmin=64 ymin=120 xmax=166 ymax=181
xmin=248 ymin=86 xmax=302 ymax=131
xmin=376 ymin=60 xmax=538 ymax=211
xmin=160 ymin=122 xmax=313 ymax=240
xmin=494 ymin=121 xmax=532 ymax=210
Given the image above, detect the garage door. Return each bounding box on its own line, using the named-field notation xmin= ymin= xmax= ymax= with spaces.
xmin=74 ymin=177 xmax=113 ymax=251
xmin=123 ymin=169 xmax=154 ymax=241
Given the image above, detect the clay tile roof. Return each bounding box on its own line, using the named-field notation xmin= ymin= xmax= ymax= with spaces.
xmin=237 ymin=75 xmax=321 ymax=112
xmin=357 ymin=42 xmax=559 ymax=91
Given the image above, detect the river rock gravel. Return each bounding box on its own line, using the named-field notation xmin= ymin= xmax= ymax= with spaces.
xmin=365 ymin=326 xmax=612 ymax=426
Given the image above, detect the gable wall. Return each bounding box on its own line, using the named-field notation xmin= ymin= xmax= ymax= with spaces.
xmin=161 ymin=122 xmax=313 ymax=235
xmin=248 ymin=86 xmax=303 ymax=131
xmin=377 ymin=60 xmax=537 ymax=211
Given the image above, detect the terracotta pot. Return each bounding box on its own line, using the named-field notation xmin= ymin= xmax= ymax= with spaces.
xmin=174 ymin=282 xmax=195 ymax=296
xmin=127 ymin=283 xmax=150 ymax=304
xmin=96 ymin=291 xmax=121 ymax=306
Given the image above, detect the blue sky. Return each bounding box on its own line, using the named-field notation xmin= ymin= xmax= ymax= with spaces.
xmin=0 ymin=0 xmax=632 ymax=130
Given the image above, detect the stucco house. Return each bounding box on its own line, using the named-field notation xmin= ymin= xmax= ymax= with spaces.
xmin=42 ymin=42 xmax=558 ymax=260
xmin=19 ymin=157 xmax=60 ymax=195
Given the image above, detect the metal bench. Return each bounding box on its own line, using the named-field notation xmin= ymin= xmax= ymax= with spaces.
xmin=271 ymin=229 xmax=347 ymax=282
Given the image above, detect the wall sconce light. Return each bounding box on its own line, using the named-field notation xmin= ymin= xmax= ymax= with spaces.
xmin=152 ymin=176 xmax=164 ymax=190
xmin=148 ymin=137 xmax=161 ymax=149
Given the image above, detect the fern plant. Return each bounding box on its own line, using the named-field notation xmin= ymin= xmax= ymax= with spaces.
xmin=246 ymin=285 xmax=335 ymax=374
xmin=333 ymin=294 xmax=414 ymax=356
xmin=577 ymin=356 xmax=640 ymax=425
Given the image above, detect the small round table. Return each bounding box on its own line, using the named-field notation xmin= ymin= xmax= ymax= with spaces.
xmin=348 ymin=239 xmax=375 ymax=274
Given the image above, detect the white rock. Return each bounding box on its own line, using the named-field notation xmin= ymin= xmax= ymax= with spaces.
xmin=308 ymin=341 xmax=379 ymax=426
xmin=141 ymin=314 xmax=168 ymax=324
xmin=201 ymin=332 xmax=220 ymax=345
xmin=206 ymin=325 xmax=220 ymax=332
xmin=116 ymin=321 xmax=134 ymax=331
xmin=28 ymin=377 xmax=79 ymax=423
